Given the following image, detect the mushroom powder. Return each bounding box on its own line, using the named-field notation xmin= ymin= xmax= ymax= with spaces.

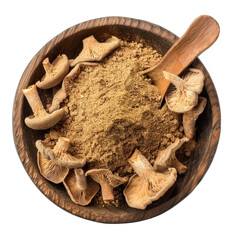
xmin=45 ymin=40 xmax=184 ymax=177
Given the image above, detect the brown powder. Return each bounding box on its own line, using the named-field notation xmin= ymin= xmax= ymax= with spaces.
xmin=45 ymin=40 xmax=184 ymax=178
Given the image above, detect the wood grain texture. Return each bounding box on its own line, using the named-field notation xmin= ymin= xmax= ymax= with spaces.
xmin=12 ymin=16 xmax=221 ymax=223
xmin=147 ymin=15 xmax=220 ymax=99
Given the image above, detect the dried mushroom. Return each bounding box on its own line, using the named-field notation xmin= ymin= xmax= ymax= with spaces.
xmin=36 ymin=138 xmax=86 ymax=168
xmin=22 ymin=84 xmax=64 ymax=130
xmin=123 ymin=149 xmax=177 ymax=210
xmin=51 ymin=137 xmax=86 ymax=168
xmin=69 ymin=35 xmax=120 ymax=67
xmin=63 ymin=168 xmax=99 ymax=206
xmin=153 ymin=137 xmax=189 ymax=174
xmin=86 ymin=169 xmax=127 ymax=201
xmin=49 ymin=82 xmax=67 ymax=114
xmin=37 ymin=150 xmax=69 ymax=184
xmin=36 ymin=54 xmax=69 ymax=89
xmin=183 ymin=97 xmax=207 ymax=139
xmin=164 ymin=68 xmax=205 ymax=113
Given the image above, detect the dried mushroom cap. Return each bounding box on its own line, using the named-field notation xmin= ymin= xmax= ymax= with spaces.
xmin=69 ymin=35 xmax=121 ymax=67
xmin=153 ymin=137 xmax=189 ymax=174
xmin=37 ymin=151 xmax=69 ymax=184
xmin=183 ymin=97 xmax=207 ymax=139
xmin=22 ymin=84 xmax=64 ymax=130
xmin=123 ymin=149 xmax=177 ymax=210
xmin=86 ymin=169 xmax=127 ymax=201
xmin=164 ymin=68 xmax=205 ymax=113
xmin=63 ymin=168 xmax=99 ymax=206
xmin=36 ymin=54 xmax=69 ymax=89
xmin=182 ymin=68 xmax=205 ymax=94
xmin=49 ymin=62 xmax=98 ymax=113
xmin=51 ymin=137 xmax=86 ymax=168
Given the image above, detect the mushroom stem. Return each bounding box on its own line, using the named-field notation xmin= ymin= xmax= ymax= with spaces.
xmin=85 ymin=169 xmax=127 ymax=201
xmin=35 ymin=140 xmax=55 ymax=160
xmin=128 ymin=149 xmax=153 ymax=178
xmin=74 ymin=168 xmax=87 ymax=191
xmin=53 ymin=137 xmax=70 ymax=154
xmin=171 ymin=157 xmax=187 ymax=174
xmin=35 ymin=140 xmax=47 ymax=156
xmin=101 ymin=179 xmax=114 ymax=201
xmin=163 ymin=71 xmax=183 ymax=90
xmin=42 ymin=58 xmax=54 ymax=73
xmin=22 ymin=85 xmax=47 ymax=117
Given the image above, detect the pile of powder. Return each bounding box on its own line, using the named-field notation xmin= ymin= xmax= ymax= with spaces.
xmin=44 ymin=40 xmax=184 ymax=177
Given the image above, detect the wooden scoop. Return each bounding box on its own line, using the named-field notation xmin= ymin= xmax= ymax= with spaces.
xmin=142 ymin=15 xmax=220 ymax=100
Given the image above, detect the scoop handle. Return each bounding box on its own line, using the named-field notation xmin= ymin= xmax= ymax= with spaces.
xmin=148 ymin=15 xmax=220 ymax=98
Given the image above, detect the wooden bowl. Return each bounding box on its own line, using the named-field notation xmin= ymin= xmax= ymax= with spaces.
xmin=13 ymin=17 xmax=221 ymax=223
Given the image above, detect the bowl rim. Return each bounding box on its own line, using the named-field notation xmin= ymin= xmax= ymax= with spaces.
xmin=12 ymin=16 xmax=221 ymax=223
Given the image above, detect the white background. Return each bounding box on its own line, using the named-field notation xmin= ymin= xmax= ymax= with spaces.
xmin=1 ymin=0 xmax=239 ymax=239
